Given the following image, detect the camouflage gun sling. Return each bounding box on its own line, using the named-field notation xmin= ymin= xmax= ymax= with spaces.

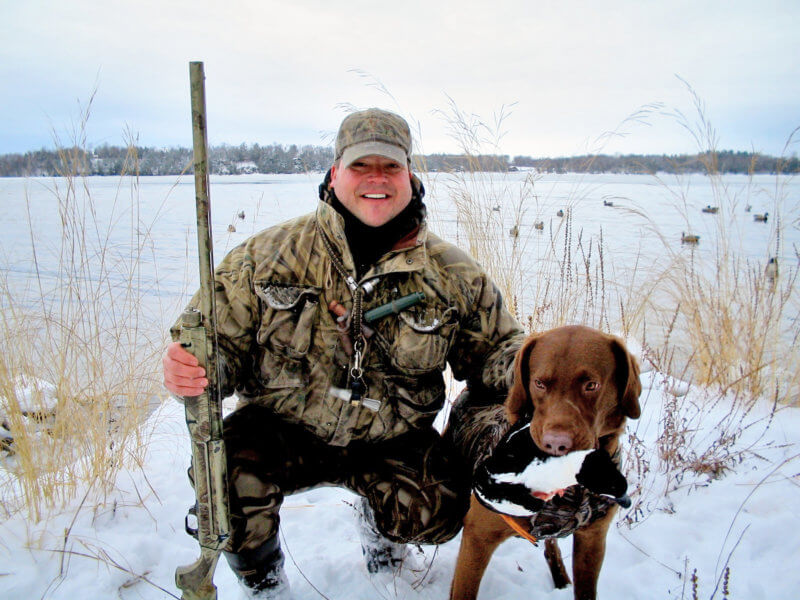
xmin=175 ymin=61 xmax=231 ymax=600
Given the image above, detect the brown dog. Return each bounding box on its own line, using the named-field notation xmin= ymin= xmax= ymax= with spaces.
xmin=449 ymin=325 xmax=641 ymax=600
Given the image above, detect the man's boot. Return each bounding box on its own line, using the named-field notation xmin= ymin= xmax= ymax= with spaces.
xmin=354 ymin=496 xmax=410 ymax=574
xmin=224 ymin=535 xmax=292 ymax=599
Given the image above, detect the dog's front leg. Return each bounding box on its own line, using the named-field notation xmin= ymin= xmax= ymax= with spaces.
xmin=450 ymin=495 xmax=514 ymax=600
xmin=571 ymin=506 xmax=616 ymax=600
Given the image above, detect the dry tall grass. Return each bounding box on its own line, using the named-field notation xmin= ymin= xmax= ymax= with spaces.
xmin=427 ymin=97 xmax=798 ymax=526
xmin=427 ymin=100 xmax=531 ymax=320
xmin=0 ymin=112 xmax=170 ymax=520
xmin=429 ymin=93 xmax=799 ymax=406
xmin=426 ymin=96 xmax=797 ymax=597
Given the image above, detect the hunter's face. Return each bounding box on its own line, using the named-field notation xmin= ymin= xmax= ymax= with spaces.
xmin=330 ymin=155 xmax=413 ymax=227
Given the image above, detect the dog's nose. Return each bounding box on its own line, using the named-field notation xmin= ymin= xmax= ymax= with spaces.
xmin=542 ymin=431 xmax=573 ymax=456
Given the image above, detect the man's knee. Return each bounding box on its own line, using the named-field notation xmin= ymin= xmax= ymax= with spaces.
xmin=366 ymin=480 xmax=470 ymax=545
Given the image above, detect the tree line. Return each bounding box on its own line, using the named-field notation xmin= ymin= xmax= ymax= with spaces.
xmin=0 ymin=144 xmax=797 ymax=177
xmin=0 ymin=143 xmax=335 ymax=177
xmin=511 ymin=150 xmax=799 ymax=175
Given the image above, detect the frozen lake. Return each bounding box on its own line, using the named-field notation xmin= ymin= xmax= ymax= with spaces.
xmin=1 ymin=170 xmax=797 ymax=375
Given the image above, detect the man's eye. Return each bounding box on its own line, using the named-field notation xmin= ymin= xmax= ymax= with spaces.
xmin=533 ymin=379 xmax=546 ymax=390
xmin=585 ymin=381 xmax=599 ymax=392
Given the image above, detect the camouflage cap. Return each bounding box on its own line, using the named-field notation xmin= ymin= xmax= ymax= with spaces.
xmin=335 ymin=108 xmax=412 ymax=168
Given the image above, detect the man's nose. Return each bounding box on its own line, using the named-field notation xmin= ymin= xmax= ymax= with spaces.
xmin=365 ymin=166 xmax=389 ymax=180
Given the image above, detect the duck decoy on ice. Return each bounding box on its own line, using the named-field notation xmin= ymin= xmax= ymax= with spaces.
xmin=754 ymin=212 xmax=769 ymax=222
xmin=701 ymin=205 xmax=719 ymax=214
xmin=509 ymin=225 xmax=520 ymax=238
xmin=556 ymin=209 xmax=564 ymax=217
xmin=492 ymin=205 xmax=501 ymax=212
xmin=533 ymin=220 xmax=544 ymax=230
xmin=765 ymin=257 xmax=778 ymax=283
xmin=237 ymin=210 xmax=246 ymax=220
xmin=227 ymin=224 xmax=236 ymax=233
xmin=681 ymin=232 xmax=700 ymax=244
xmin=603 ymin=199 xmax=614 ymax=207
xmin=745 ymin=204 xmax=752 ymax=212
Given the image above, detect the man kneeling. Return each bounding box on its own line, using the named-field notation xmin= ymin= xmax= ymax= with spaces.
xmin=163 ymin=108 xmax=524 ymax=597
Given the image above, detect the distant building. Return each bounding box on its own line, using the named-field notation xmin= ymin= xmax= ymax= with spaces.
xmin=235 ymin=161 xmax=258 ymax=174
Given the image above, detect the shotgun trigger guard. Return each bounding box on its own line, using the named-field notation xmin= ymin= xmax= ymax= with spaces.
xmin=185 ymin=504 xmax=199 ymax=538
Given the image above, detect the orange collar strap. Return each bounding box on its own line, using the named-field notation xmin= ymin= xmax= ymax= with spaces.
xmin=500 ymin=514 xmax=538 ymax=546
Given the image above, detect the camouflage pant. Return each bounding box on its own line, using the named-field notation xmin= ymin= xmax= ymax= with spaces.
xmin=218 ymin=403 xmax=472 ymax=554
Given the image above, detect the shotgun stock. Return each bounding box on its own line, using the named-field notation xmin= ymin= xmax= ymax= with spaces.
xmin=175 ymin=61 xmax=231 ymax=600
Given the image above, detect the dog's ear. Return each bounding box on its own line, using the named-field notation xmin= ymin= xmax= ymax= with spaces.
xmin=610 ymin=337 xmax=642 ymax=419
xmin=505 ymin=335 xmax=538 ymax=424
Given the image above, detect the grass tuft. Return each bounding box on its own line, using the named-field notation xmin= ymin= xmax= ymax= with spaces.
xmin=0 ymin=104 xmax=171 ymax=520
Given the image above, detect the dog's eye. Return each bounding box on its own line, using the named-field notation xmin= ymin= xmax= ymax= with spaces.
xmin=533 ymin=379 xmax=546 ymax=390
xmin=585 ymin=381 xmax=599 ymax=392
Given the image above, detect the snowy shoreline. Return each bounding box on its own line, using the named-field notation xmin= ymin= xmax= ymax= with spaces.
xmin=2 ymin=363 xmax=798 ymax=599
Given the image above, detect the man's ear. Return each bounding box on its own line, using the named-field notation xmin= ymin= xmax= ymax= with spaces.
xmin=610 ymin=337 xmax=642 ymax=419
xmin=505 ymin=335 xmax=538 ymax=424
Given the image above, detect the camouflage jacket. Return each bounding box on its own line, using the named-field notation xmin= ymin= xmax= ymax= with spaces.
xmin=173 ymin=178 xmax=524 ymax=446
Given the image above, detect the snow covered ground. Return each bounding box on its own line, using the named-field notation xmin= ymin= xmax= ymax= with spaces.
xmin=1 ymin=359 xmax=798 ymax=600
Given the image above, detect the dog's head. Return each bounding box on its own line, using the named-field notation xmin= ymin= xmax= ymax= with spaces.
xmin=505 ymin=325 xmax=641 ymax=456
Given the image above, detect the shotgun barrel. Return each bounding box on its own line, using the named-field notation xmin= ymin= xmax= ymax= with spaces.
xmin=175 ymin=61 xmax=231 ymax=600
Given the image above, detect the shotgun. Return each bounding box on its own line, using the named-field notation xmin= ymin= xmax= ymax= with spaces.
xmin=175 ymin=61 xmax=231 ymax=600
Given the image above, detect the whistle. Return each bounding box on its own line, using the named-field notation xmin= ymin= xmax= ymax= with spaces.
xmin=364 ymin=292 xmax=426 ymax=324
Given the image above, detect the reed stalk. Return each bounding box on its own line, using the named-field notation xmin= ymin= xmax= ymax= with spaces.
xmin=0 ymin=106 xmax=170 ymax=520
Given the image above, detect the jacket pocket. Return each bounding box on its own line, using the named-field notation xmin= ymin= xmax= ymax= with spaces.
xmin=255 ymin=283 xmax=320 ymax=358
xmin=389 ymin=305 xmax=457 ymax=375
xmin=254 ymin=283 xmax=320 ymax=387
xmin=383 ymin=374 xmax=446 ymax=416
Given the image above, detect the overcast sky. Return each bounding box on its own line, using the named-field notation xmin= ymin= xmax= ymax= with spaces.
xmin=2 ymin=0 xmax=798 ymax=158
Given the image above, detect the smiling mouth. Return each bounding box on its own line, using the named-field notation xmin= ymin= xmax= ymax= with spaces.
xmin=362 ymin=194 xmax=388 ymax=199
